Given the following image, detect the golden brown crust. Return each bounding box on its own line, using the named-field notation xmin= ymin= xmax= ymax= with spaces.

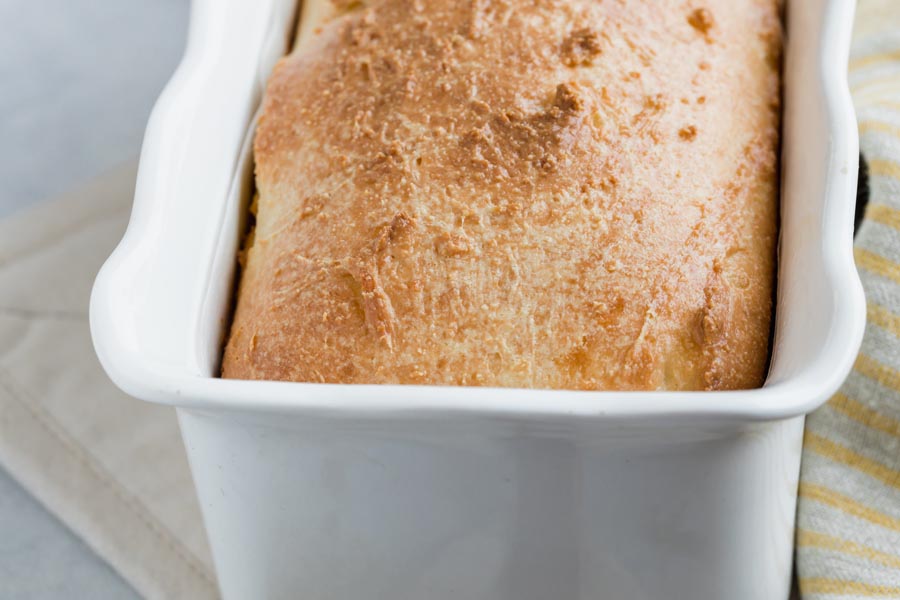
xmin=222 ymin=0 xmax=782 ymax=391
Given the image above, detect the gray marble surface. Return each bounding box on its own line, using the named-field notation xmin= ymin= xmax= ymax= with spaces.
xmin=0 ymin=470 xmax=136 ymax=599
xmin=0 ymin=0 xmax=188 ymax=217
xmin=1 ymin=0 xmax=188 ymax=596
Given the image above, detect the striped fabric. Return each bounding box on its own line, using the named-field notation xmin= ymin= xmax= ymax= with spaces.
xmin=796 ymin=1 xmax=900 ymax=597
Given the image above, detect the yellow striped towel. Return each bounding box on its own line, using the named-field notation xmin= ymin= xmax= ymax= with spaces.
xmin=796 ymin=1 xmax=900 ymax=597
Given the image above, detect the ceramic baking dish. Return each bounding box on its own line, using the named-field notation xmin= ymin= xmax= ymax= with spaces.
xmin=90 ymin=1 xmax=864 ymax=598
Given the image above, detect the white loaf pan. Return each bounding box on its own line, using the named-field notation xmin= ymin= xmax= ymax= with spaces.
xmin=90 ymin=1 xmax=865 ymax=598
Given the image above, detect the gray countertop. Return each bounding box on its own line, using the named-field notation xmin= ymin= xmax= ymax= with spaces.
xmin=1 ymin=0 xmax=188 ymax=217
xmin=1 ymin=1 xmax=188 ymax=596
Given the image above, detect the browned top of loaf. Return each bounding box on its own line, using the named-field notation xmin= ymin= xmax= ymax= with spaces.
xmin=222 ymin=0 xmax=782 ymax=391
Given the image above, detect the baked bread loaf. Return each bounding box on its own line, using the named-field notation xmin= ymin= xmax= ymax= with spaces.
xmin=222 ymin=0 xmax=782 ymax=391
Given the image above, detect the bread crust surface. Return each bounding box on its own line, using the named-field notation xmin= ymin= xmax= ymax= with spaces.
xmin=222 ymin=0 xmax=782 ymax=391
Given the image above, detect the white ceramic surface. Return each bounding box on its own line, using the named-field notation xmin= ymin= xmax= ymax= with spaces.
xmin=90 ymin=1 xmax=865 ymax=599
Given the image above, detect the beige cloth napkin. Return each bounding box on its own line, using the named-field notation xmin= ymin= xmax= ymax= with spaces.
xmin=0 ymin=162 xmax=217 ymax=599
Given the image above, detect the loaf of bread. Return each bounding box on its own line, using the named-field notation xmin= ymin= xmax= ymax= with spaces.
xmin=222 ymin=0 xmax=782 ymax=391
